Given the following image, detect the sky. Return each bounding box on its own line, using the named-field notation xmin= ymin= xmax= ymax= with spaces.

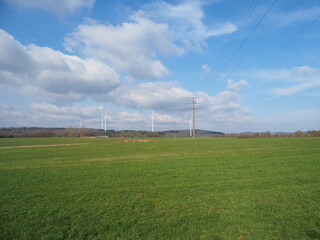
xmin=0 ymin=0 xmax=319 ymax=133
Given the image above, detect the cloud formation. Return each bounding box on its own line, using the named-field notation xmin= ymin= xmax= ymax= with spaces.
xmin=64 ymin=0 xmax=236 ymax=79
xmin=0 ymin=29 xmax=121 ymax=103
xmin=253 ymin=108 xmax=320 ymax=132
xmin=101 ymin=81 xmax=193 ymax=111
xmin=201 ymin=64 xmax=211 ymax=73
xmin=253 ymin=66 xmax=320 ymax=96
xmin=197 ymin=80 xmax=251 ymax=129
xmin=275 ymin=6 xmax=320 ymax=27
xmin=2 ymin=0 xmax=95 ymax=16
xmin=0 ymin=27 xmax=253 ymax=130
xmin=0 ymin=102 xmax=178 ymax=130
xmin=0 ymin=77 xmax=253 ymax=131
xmin=64 ymin=18 xmax=176 ymax=79
xmin=136 ymin=0 xmax=237 ymax=50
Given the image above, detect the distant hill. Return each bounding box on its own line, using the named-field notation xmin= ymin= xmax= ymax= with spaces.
xmin=164 ymin=129 xmax=224 ymax=137
xmin=0 ymin=127 xmax=65 ymax=137
xmin=0 ymin=127 xmax=224 ymax=138
xmin=1 ymin=127 xmax=318 ymax=138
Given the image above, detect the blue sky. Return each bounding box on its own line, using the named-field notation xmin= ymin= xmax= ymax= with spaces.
xmin=0 ymin=0 xmax=319 ymax=132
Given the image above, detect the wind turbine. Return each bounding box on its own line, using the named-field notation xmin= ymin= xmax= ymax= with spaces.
xmin=151 ymin=109 xmax=154 ymax=132
xmin=99 ymin=105 xmax=107 ymax=131
xmin=79 ymin=118 xmax=82 ymax=128
xmin=100 ymin=113 xmax=104 ymax=130
xmin=104 ymin=107 xmax=108 ymax=132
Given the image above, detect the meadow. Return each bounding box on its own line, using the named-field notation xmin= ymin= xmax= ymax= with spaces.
xmin=0 ymin=137 xmax=319 ymax=239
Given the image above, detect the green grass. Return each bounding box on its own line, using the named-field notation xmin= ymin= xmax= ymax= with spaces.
xmin=0 ymin=137 xmax=319 ymax=239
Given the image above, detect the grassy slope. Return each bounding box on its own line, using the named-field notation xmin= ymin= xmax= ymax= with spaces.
xmin=0 ymin=137 xmax=319 ymax=239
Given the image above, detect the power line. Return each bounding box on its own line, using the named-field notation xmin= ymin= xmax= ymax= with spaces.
xmin=201 ymin=0 xmax=259 ymax=93
xmin=208 ymin=0 xmax=319 ymax=96
xmin=242 ymin=0 xmax=317 ymax=72
xmin=205 ymin=0 xmax=279 ymax=94
xmin=208 ymin=0 xmax=301 ymax=95
xmin=226 ymin=0 xmax=300 ymax=76
xmin=201 ymin=0 xmax=259 ymax=92
xmin=210 ymin=10 xmax=320 ymax=96
xmin=255 ymin=13 xmax=320 ymax=71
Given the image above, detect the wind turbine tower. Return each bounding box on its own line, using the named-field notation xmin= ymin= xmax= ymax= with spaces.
xmin=100 ymin=113 xmax=104 ymax=130
xmin=151 ymin=109 xmax=154 ymax=132
xmin=99 ymin=105 xmax=108 ymax=132
xmin=104 ymin=107 xmax=108 ymax=132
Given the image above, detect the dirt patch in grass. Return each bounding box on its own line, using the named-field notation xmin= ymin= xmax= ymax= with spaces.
xmin=116 ymin=139 xmax=154 ymax=143
xmin=0 ymin=143 xmax=91 ymax=149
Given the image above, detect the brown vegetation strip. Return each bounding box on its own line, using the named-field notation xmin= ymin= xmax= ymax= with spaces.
xmin=0 ymin=143 xmax=91 ymax=149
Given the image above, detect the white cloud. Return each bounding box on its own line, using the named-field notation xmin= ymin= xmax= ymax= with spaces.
xmin=275 ymin=6 xmax=320 ymax=27
xmin=201 ymin=64 xmax=211 ymax=73
xmin=0 ymin=102 xmax=178 ymax=130
xmin=101 ymin=81 xmax=193 ymax=111
xmin=64 ymin=0 xmax=236 ymax=79
xmin=2 ymin=100 xmax=317 ymax=132
xmin=3 ymin=0 xmax=95 ymax=17
xmin=0 ymin=102 xmax=26 ymax=127
xmin=291 ymin=65 xmax=313 ymax=76
xmin=0 ymin=75 xmax=253 ymax=132
xmin=273 ymin=81 xmax=320 ymax=96
xmin=0 ymin=103 xmax=10 ymax=110
xmin=136 ymin=0 xmax=237 ymax=51
xmin=111 ymin=111 xmax=174 ymax=131
xmin=0 ymin=29 xmax=121 ymax=103
xmin=252 ymin=108 xmax=320 ymax=132
xmin=242 ymin=66 xmax=320 ymax=97
xmin=0 ymin=28 xmax=251 ymax=130
xmin=31 ymin=103 xmax=99 ymax=118
xmin=271 ymin=66 xmax=320 ymax=96
xmin=64 ymin=18 xmax=178 ymax=79
xmin=117 ymin=112 xmax=144 ymax=124
xmin=196 ymin=80 xmax=251 ymax=128
xmin=29 ymin=103 xmax=103 ymax=128
xmin=93 ymin=77 xmax=252 ymax=131
xmin=227 ymin=79 xmax=248 ymax=91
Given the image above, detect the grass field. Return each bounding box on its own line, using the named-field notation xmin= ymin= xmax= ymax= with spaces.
xmin=0 ymin=137 xmax=319 ymax=239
